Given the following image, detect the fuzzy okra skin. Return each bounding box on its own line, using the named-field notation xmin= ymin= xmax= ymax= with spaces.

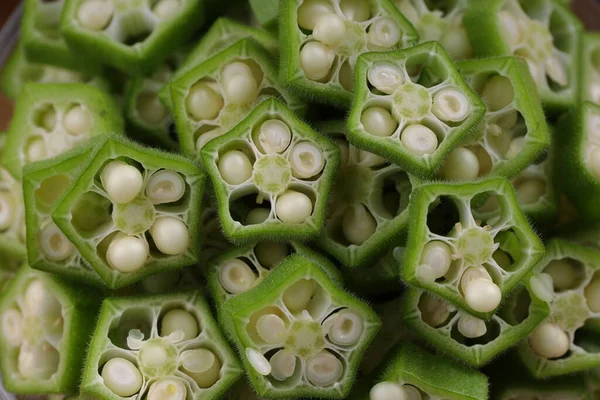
xmin=347 ymin=42 xmax=486 ymax=178
xmin=51 ymin=135 xmax=206 ymax=289
xmin=582 ymin=33 xmax=600 ymax=106
xmin=81 ymin=291 xmax=243 ymax=400
xmin=0 ymin=265 xmax=102 ymax=394
xmin=279 ymin=0 xmax=419 ymax=107
xmin=223 ymin=254 xmax=381 ymax=399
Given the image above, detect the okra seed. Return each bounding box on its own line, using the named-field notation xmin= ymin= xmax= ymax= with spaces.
xmin=254 ymin=242 xmax=289 ymax=269
xmin=313 ymin=14 xmax=346 ymax=46
xmin=150 ymin=217 xmax=190 ymax=255
xmin=340 ymin=0 xmax=370 ymax=22
xmin=147 ymin=378 xmax=187 ymax=400
xmin=367 ymin=18 xmax=401 ymax=48
xmin=185 ymin=83 xmax=223 ymax=121
xmin=529 ymin=273 xmax=555 ymax=303
xmin=160 ymin=309 xmax=198 ymax=340
xmin=404 ymin=385 xmax=422 ymax=400
xmin=290 ymin=142 xmax=325 ymax=179
xmin=361 ymin=107 xmax=397 ymax=137
xmin=419 ymin=241 xmax=453 ymax=281
xmin=246 ymin=347 xmax=271 ymax=375
xmin=368 ymin=63 xmax=404 ymax=94
xmin=545 ymin=56 xmax=568 ymax=87
xmin=342 ymin=203 xmax=376 ymax=245
xmin=196 ymin=128 xmax=222 ymax=150
xmin=590 ymin=147 xmax=600 ymax=177
xmin=219 ymin=259 xmax=257 ymax=294
xmin=499 ymin=11 xmax=521 ymax=46
xmin=269 ymin=349 xmax=296 ymax=381
xmin=77 ymin=0 xmax=114 ymax=31
xmin=256 ymin=314 xmax=287 ymax=344
xmin=516 ymin=179 xmax=546 ymax=205
xmin=222 ymin=62 xmax=259 ymax=105
xmin=26 ymin=138 xmax=47 ymax=163
xmin=245 ymin=208 xmax=271 ymax=225
xmin=506 ymin=136 xmax=525 ymax=159
xmin=137 ymin=93 xmax=168 ymax=125
xmin=326 ymin=310 xmax=364 ymax=346
xmin=283 ymin=278 xmax=315 ymax=312
xmin=100 ymin=161 xmax=143 ymax=204
xmin=369 ymin=381 xmax=407 ymax=400
xmin=180 ymin=348 xmax=221 ymax=388
xmin=40 ymin=223 xmax=75 ymax=261
xmin=457 ymin=314 xmax=487 ymax=338
xmin=259 ymin=119 xmax=292 ymax=154
xmin=153 ymin=0 xmax=181 ymax=20
xmin=432 ymin=88 xmax=470 ymax=123
xmin=101 ymin=358 xmax=143 ymax=397
xmin=1 ymin=308 xmax=23 ymax=347
xmin=297 ymin=0 xmax=333 ymax=30
xmin=529 ymin=323 xmax=570 ymax=359
xmin=357 ymin=149 xmax=386 ymax=167
xmin=419 ymin=293 xmax=452 ymax=328
xmin=460 ymin=268 xmax=501 ymax=313
xmin=18 ymin=342 xmax=59 ymax=380
xmin=275 ymin=190 xmax=313 ymax=223
xmin=441 ymin=147 xmax=480 ymax=181
xmin=584 ymin=278 xmax=600 ymax=312
xmin=0 ymin=192 xmax=15 ymax=230
xmin=440 ymin=24 xmax=472 ymax=60
xmin=400 ymin=124 xmax=438 ymax=155
xmin=306 ymin=351 xmax=343 ymax=386
xmin=482 ymin=75 xmax=514 ymax=111
xmin=63 ymin=105 xmax=91 ymax=136
xmin=217 ymin=150 xmax=253 ymax=185
xmin=146 ymin=170 xmax=186 ymax=205
xmin=300 ymin=41 xmax=336 ymax=81
xmin=23 ymin=279 xmax=62 ymax=320
xmin=106 ymin=235 xmax=149 ymax=272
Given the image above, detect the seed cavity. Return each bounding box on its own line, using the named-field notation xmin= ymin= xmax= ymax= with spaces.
xmin=322 ymin=309 xmax=364 ymax=346
xmin=529 ymin=273 xmax=555 ymax=303
xmin=18 ymin=342 xmax=60 ymax=380
xmin=245 ymin=208 xmax=271 ymax=225
xmin=417 ymin=240 xmax=453 ymax=282
xmin=543 ymin=259 xmax=577 ymax=291
xmin=441 ymin=147 xmax=480 ymax=181
xmin=282 ymin=278 xmax=316 ymax=313
xmin=370 ymin=381 xmax=407 ymax=400
xmin=0 ymin=191 xmax=16 ymax=230
xmin=584 ymin=276 xmax=600 ymax=313
xmin=218 ymin=259 xmax=257 ymax=294
xmin=340 ymin=0 xmax=370 ymax=22
xmin=26 ymin=137 xmax=48 ymax=163
xmin=289 ymin=142 xmax=325 ymax=179
xmin=481 ymin=75 xmax=514 ymax=111
xmin=147 ymin=377 xmax=187 ymax=400
xmin=313 ymin=14 xmax=346 ymax=46
xmin=1 ymin=308 xmax=23 ymax=347
xmin=218 ymin=150 xmax=253 ymax=185
xmin=418 ymin=293 xmax=453 ymax=328
xmin=297 ymin=0 xmax=334 ymax=30
xmin=256 ymin=314 xmax=287 ymax=344
xmin=137 ymin=93 xmax=168 ymax=125
xmin=246 ymin=347 xmax=271 ymax=375
xmin=254 ymin=241 xmax=289 ymax=269
xmin=186 ymin=82 xmax=223 ymax=121
xmin=367 ymin=17 xmax=400 ymax=49
xmin=432 ymin=88 xmax=470 ymax=123
xmin=145 ymin=170 xmax=186 ymax=205
xmin=258 ymin=119 xmax=292 ymax=154
xmin=368 ymin=63 xmax=404 ymax=94
xmin=150 ymin=217 xmax=190 ymax=255
xmin=222 ymin=62 xmax=259 ymax=106
xmin=457 ymin=314 xmax=487 ymax=338
xmin=400 ymin=124 xmax=438 ymax=155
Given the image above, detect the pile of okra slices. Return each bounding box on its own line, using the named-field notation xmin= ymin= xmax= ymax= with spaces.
xmin=3 ymin=0 xmax=600 ymax=399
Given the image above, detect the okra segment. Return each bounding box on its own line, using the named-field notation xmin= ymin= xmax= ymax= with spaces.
xmin=402 ymin=178 xmax=545 ymax=319
xmin=201 ymin=99 xmax=339 ymax=243
xmin=224 ymin=254 xmax=380 ymax=399
xmin=347 ymin=42 xmax=486 ymax=177
xmin=80 ymin=292 xmax=242 ymax=400
xmin=51 ymin=136 xmax=205 ymax=289
xmin=279 ymin=0 xmax=418 ymax=106
xmin=582 ymin=33 xmax=600 ymax=106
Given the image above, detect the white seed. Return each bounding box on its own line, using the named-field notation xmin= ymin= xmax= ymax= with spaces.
xmin=219 ymin=259 xmax=257 ymax=294
xmin=482 ymin=75 xmax=514 ymax=111
xmin=289 ymin=142 xmax=325 ymax=179
xmin=356 ymin=149 xmax=387 ymax=168
xmin=516 ymin=179 xmax=546 ymax=205
xmin=499 ymin=11 xmax=521 ymax=46
xmin=325 ymin=309 xmax=364 ymax=346
xmin=404 ymin=385 xmax=422 ymax=400
xmin=370 ymin=381 xmax=407 ymax=400
xmin=368 ymin=63 xmax=404 ymax=94
xmin=217 ymin=150 xmax=253 ymax=185
xmin=26 ymin=137 xmax=47 ymax=163
xmin=185 ymin=82 xmax=224 ymax=121
xmin=313 ymin=13 xmax=346 ymax=46
xmin=180 ymin=348 xmax=221 ymax=388
xmin=529 ymin=323 xmax=570 ymax=359
xmin=419 ymin=293 xmax=452 ymax=328
xmin=39 ymin=222 xmax=74 ymax=261
xmin=259 ymin=119 xmax=292 ymax=154
xmin=418 ymin=241 xmax=453 ymax=282
xmin=368 ymin=18 xmax=401 ymax=49
xmin=222 ymin=62 xmax=259 ymax=105
xmin=196 ymin=128 xmax=222 ymax=150
xmin=361 ymin=107 xmax=398 ymax=137
xmin=340 ymin=0 xmax=370 ymax=21
xmin=432 ymin=88 xmax=470 ymax=123
xmin=440 ymin=24 xmax=472 ymax=60
xmin=147 ymin=378 xmax=186 ymax=400
xmin=150 ymin=217 xmax=190 ymax=255
xmin=282 ymin=278 xmax=315 ymax=312
xmin=101 ymin=358 xmax=143 ymax=397
xmin=256 ymin=314 xmax=287 ymax=344
xmin=457 ymin=314 xmax=487 ymax=338
xmin=590 ymin=147 xmax=600 ymax=178
xmin=506 ymin=136 xmax=525 ymax=159
xmin=0 ymin=192 xmax=16 ymax=230
xmin=77 ymin=0 xmax=114 ymax=31
xmin=276 ymin=190 xmax=313 ymax=224
xmin=460 ymin=268 xmax=502 ymax=313
xmin=100 ymin=161 xmax=143 ymax=204
xmin=400 ymin=124 xmax=438 ymax=155
xmin=63 ymin=105 xmax=91 ymax=136
xmin=137 ymin=93 xmax=168 ymax=125
xmin=297 ymin=0 xmax=333 ymax=30
xmin=441 ymin=147 xmax=480 ymax=181
xmin=18 ymin=342 xmax=59 ymax=380
xmin=300 ymin=41 xmax=336 ymax=81
xmin=1 ymin=308 xmax=23 ymax=347
xmin=146 ymin=170 xmax=186 ymax=205
xmin=584 ymin=278 xmax=600 ymax=313
xmin=341 ymin=203 xmax=377 ymax=245
xmin=590 ymin=82 xmax=600 ymax=104
xmin=245 ymin=208 xmax=271 ymax=225
xmin=269 ymin=349 xmax=296 ymax=381
xmin=546 ymin=56 xmax=568 ymax=87
xmin=254 ymin=242 xmax=289 ymax=269
xmin=106 ymin=234 xmax=149 ymax=272
xmin=160 ymin=309 xmax=198 ymax=340
xmin=23 ymin=279 xmax=62 ymax=321
xmin=153 ymin=0 xmax=181 ymax=20
xmin=306 ymin=351 xmax=343 ymax=386
xmin=529 ymin=273 xmax=555 ymax=303
xmin=246 ymin=348 xmax=271 ymax=375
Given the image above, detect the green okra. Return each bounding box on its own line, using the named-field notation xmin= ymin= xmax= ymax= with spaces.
xmin=249 ymin=0 xmax=279 ymax=33
xmin=401 ymin=178 xmax=545 ymax=319
xmin=0 ymin=253 xmax=20 ymax=293
xmin=340 ymin=247 xmax=403 ymax=298
xmin=279 ymin=0 xmax=419 ymax=107
xmin=463 ymin=0 xmax=583 ymax=111
xmin=512 ymin=156 xmax=558 ymax=226
xmin=80 ymin=291 xmax=242 ymax=400
xmin=201 ymin=99 xmax=339 ymax=243
xmin=223 ymin=254 xmax=381 ymax=399
xmin=587 ymin=368 xmax=600 ymax=399
xmin=61 ymin=0 xmax=204 ymax=76
xmin=0 ymin=265 xmax=102 ymax=394
xmin=582 ymin=33 xmax=600 ymax=106
xmin=51 ymin=135 xmax=206 ymax=289
xmin=347 ymin=42 xmax=486 ymax=178
xmin=3 ymin=83 xmax=124 ymax=180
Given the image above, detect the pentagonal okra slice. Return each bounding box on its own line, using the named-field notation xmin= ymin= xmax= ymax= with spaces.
xmin=436 ymin=56 xmax=550 ymax=181
xmin=402 ymin=178 xmax=545 ymax=319
xmin=511 ymin=157 xmax=558 ymax=226
xmin=316 ymin=120 xmax=413 ymax=268
xmin=463 ymin=0 xmax=583 ymax=111
xmin=517 ymin=239 xmax=600 ymax=378
xmin=583 ymin=33 xmax=600 ymax=106
xmin=61 ymin=0 xmax=204 ymax=76
xmin=224 ymin=254 xmax=381 ymax=399
xmin=201 ymin=99 xmax=339 ymax=242
xmin=279 ymin=0 xmax=418 ymax=106
xmin=81 ymin=292 xmax=242 ymax=400
xmin=3 ymin=83 xmax=124 ymax=180
xmin=0 ymin=265 xmax=102 ymax=394
xmin=51 ymin=135 xmax=206 ymax=289
xmin=347 ymin=42 xmax=486 ymax=178
xmin=170 ymin=39 xmax=305 ymax=157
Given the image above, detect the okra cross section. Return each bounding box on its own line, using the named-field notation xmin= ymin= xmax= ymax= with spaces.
xmin=51 ymin=135 xmax=206 ymax=289
xmin=402 ymin=178 xmax=545 ymax=319
xmin=201 ymin=99 xmax=339 ymax=243
xmin=582 ymin=33 xmax=600 ymax=106
xmin=279 ymin=0 xmax=418 ymax=106
xmin=0 ymin=265 xmax=101 ymax=394
xmin=347 ymin=42 xmax=486 ymax=178
xmin=80 ymin=291 xmax=243 ymax=400
xmin=224 ymin=254 xmax=381 ymax=399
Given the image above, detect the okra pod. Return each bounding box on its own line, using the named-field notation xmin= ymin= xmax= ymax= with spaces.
xmin=582 ymin=33 xmax=600 ymax=106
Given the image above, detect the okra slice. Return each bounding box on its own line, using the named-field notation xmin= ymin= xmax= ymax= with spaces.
xmin=0 ymin=265 xmax=101 ymax=394
xmin=463 ymin=0 xmax=583 ymax=111
xmin=0 ymin=134 xmax=26 ymax=261
xmin=61 ymin=0 xmax=204 ymax=76
xmin=402 ymin=178 xmax=545 ymax=319
xmin=512 ymin=157 xmax=558 ymax=226
xmin=81 ymin=291 xmax=242 ymax=400
xmin=279 ymin=0 xmax=418 ymax=106
xmin=347 ymin=42 xmax=486 ymax=177
xmin=3 ymin=83 xmax=124 ymax=180
xmin=442 ymin=56 xmax=550 ymax=180
xmin=171 ymin=40 xmax=305 ymax=157
xmin=51 ymin=135 xmax=206 ymax=289
xmin=582 ymin=33 xmax=600 ymax=106
xmin=518 ymin=239 xmax=600 ymax=378
xmin=224 ymin=254 xmax=380 ymax=399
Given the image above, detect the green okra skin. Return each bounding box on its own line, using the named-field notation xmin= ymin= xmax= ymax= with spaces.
xmin=279 ymin=0 xmax=419 ymax=107
xmin=581 ymin=33 xmax=600 ymax=106
xmin=512 ymin=156 xmax=558 ymax=227
xmin=51 ymin=135 xmax=206 ymax=289
xmin=223 ymin=254 xmax=381 ymax=399
xmin=401 ymin=177 xmax=545 ymax=319
xmin=0 ymin=265 xmax=102 ymax=394
xmin=249 ymin=0 xmax=279 ymax=33
xmin=197 ymin=192 xmax=232 ymax=267
xmin=463 ymin=0 xmax=583 ymax=112
xmin=347 ymin=42 xmax=486 ymax=178
xmin=80 ymin=291 xmax=243 ymax=400
xmin=61 ymin=0 xmax=205 ymax=76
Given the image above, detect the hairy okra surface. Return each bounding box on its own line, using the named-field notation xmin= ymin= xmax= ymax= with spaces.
xmin=279 ymin=0 xmax=419 ymax=106
xmin=81 ymin=292 xmax=242 ymax=400
xmin=201 ymin=99 xmax=339 ymax=243
xmin=224 ymin=254 xmax=380 ymax=399
xmin=51 ymin=136 xmax=206 ymax=288
xmin=582 ymin=33 xmax=600 ymax=106
xmin=347 ymin=42 xmax=486 ymax=178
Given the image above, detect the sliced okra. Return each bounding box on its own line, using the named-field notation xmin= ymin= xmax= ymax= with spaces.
xmin=80 ymin=292 xmax=242 ymax=400
xmin=3 ymin=83 xmax=124 ymax=180
xmin=347 ymin=42 xmax=486 ymax=178
xmin=51 ymin=135 xmax=206 ymax=289
xmin=402 ymin=178 xmax=545 ymax=319
xmin=279 ymin=0 xmax=419 ymax=106
xmin=249 ymin=0 xmax=280 ymax=33
xmin=61 ymin=0 xmax=204 ymax=76
xmin=463 ymin=0 xmax=583 ymax=111
xmin=223 ymin=254 xmax=380 ymax=399
xmin=511 ymin=156 xmax=558 ymax=226
xmin=0 ymin=265 xmax=101 ymax=394
xmin=201 ymin=99 xmax=339 ymax=242
xmin=582 ymin=33 xmax=600 ymax=106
